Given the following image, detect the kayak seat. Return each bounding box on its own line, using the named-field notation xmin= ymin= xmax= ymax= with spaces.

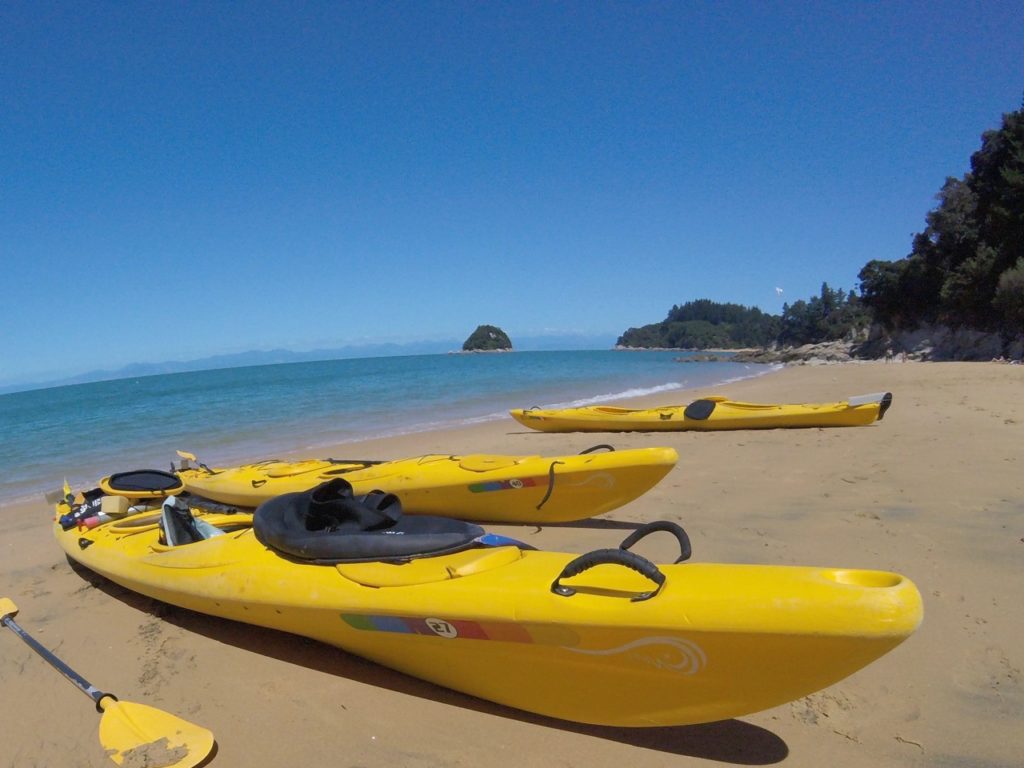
xmin=160 ymin=496 xmax=225 ymax=546
xmin=683 ymin=399 xmax=717 ymax=421
xmin=253 ymin=478 xmax=485 ymax=564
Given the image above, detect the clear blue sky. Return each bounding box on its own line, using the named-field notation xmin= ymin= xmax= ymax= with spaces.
xmin=2 ymin=1 xmax=1022 ymax=386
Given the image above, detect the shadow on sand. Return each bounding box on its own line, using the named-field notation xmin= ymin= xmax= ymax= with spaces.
xmin=68 ymin=559 xmax=789 ymax=766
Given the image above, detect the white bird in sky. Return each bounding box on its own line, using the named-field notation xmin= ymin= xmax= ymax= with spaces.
xmin=775 ymin=287 xmax=784 ymax=296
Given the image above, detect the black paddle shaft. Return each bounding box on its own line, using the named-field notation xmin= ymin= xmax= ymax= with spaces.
xmin=1 ymin=614 xmax=112 ymax=710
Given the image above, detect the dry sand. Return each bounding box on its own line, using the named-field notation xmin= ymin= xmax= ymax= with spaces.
xmin=1 ymin=360 xmax=1021 ymax=767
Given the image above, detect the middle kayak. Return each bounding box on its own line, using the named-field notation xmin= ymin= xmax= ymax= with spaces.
xmin=175 ymin=446 xmax=679 ymax=524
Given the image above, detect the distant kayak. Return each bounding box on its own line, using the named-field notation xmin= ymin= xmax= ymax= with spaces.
xmin=511 ymin=392 xmax=893 ymax=432
xmin=54 ymin=486 xmax=923 ymax=728
xmin=174 ymin=446 xmax=678 ymax=524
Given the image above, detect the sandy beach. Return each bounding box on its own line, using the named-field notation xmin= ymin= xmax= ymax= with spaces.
xmin=1 ymin=360 xmax=1021 ymax=768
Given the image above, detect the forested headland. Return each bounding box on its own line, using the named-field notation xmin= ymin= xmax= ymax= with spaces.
xmin=618 ymin=103 xmax=1024 ymax=360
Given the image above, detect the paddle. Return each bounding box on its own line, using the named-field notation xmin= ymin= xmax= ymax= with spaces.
xmin=1 ymin=597 xmax=214 ymax=767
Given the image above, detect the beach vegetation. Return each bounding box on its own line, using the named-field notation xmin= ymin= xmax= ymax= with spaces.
xmin=778 ymin=283 xmax=870 ymax=345
xmin=617 ymin=286 xmax=869 ymax=350
xmin=617 ymin=300 xmax=781 ymax=349
xmin=859 ymin=105 xmax=1024 ymax=336
xmin=993 ymin=257 xmax=1024 ymax=330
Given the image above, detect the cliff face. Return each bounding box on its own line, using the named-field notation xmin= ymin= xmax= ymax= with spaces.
xmin=462 ymin=325 xmax=512 ymax=352
xmin=727 ymin=324 xmax=1023 ymax=364
xmin=855 ymin=324 xmax=1022 ymax=362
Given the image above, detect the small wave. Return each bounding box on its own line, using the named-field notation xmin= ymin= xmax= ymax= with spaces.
xmin=548 ymin=382 xmax=685 ymax=409
xmin=717 ymin=362 xmax=784 ymax=385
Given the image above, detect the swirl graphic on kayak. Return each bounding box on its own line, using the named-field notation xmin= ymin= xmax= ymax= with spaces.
xmin=565 ymin=637 xmax=706 ymax=675
xmin=562 ymin=472 xmax=616 ymax=490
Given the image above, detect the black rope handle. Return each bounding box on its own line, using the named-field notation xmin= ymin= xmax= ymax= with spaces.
xmin=535 ymin=460 xmax=565 ymax=510
xmin=536 ymin=446 xmax=619 ymax=509
xmin=550 ymin=548 xmax=667 ymax=602
xmin=619 ymin=520 xmax=692 ymax=564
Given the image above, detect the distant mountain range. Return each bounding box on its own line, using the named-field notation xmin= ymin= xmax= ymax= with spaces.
xmin=2 ymin=333 xmax=617 ymax=394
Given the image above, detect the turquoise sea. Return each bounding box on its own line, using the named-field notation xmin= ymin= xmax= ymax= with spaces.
xmin=0 ymin=350 xmax=777 ymax=504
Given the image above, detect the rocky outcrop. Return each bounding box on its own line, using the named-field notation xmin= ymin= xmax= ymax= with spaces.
xmin=854 ymin=324 xmax=1021 ymax=362
xmin=733 ymin=342 xmax=854 ymax=364
xmin=672 ymin=344 xmax=852 ymax=365
xmin=680 ymin=324 xmax=1024 ymax=366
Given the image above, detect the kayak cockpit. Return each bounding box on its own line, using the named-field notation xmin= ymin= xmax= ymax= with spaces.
xmin=252 ymin=478 xmax=525 ymax=565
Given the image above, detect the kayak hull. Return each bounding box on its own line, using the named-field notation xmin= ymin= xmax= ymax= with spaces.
xmin=54 ymin=506 xmax=922 ymax=727
xmin=177 ymin=447 xmax=679 ymax=523
xmin=510 ymin=393 xmax=893 ymax=433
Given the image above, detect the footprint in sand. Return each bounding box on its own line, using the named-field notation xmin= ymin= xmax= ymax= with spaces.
xmin=789 ymin=691 xmax=861 ymax=742
xmin=952 ymin=645 xmax=1023 ymax=715
xmin=25 ymin=576 xmax=51 ymax=599
xmin=134 ymin=614 xmax=195 ymax=695
xmin=136 ymin=618 xmax=166 ymax=692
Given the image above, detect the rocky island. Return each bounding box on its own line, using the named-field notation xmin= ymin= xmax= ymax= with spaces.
xmin=462 ymin=325 xmax=512 ymax=352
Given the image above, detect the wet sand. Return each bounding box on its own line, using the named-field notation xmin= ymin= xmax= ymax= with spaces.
xmin=1 ymin=360 xmax=1021 ymax=767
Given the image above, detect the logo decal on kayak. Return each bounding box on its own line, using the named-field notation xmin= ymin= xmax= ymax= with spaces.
xmin=467 ymin=477 xmax=540 ymax=494
xmin=425 ymin=618 xmax=458 ymax=638
xmin=341 ymin=613 xmax=532 ymax=642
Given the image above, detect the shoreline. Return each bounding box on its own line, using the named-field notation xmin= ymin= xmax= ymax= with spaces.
xmin=199 ymin=361 xmax=787 ymax=480
xmin=2 ymin=360 xmax=1022 ymax=767
xmin=0 ymin=358 xmax=778 ymax=507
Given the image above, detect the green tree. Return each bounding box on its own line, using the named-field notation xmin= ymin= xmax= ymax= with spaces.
xmin=994 ymin=257 xmax=1024 ymax=333
xmin=859 ymin=105 xmax=1024 ymax=333
xmin=617 ymin=300 xmax=780 ymax=348
xmin=778 ymin=283 xmax=869 ymax=345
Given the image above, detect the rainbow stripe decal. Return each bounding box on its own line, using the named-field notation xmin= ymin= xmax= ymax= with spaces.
xmin=341 ymin=614 xmax=578 ymax=645
xmin=342 ymin=614 xmax=529 ymax=642
xmin=339 ymin=614 xmax=707 ymax=673
xmin=466 ymin=477 xmax=540 ymax=494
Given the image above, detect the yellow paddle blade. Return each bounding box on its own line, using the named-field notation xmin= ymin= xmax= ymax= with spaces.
xmin=0 ymin=597 xmax=16 ymax=620
xmin=99 ymin=699 xmax=214 ymax=768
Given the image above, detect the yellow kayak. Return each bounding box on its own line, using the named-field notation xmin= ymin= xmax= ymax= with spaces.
xmin=53 ymin=486 xmax=923 ymax=728
xmin=174 ymin=446 xmax=678 ymax=524
xmin=511 ymin=392 xmax=893 ymax=432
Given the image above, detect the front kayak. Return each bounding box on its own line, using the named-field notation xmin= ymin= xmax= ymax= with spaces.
xmin=174 ymin=446 xmax=679 ymax=524
xmin=510 ymin=392 xmax=893 ymax=432
xmin=54 ymin=485 xmax=922 ymax=728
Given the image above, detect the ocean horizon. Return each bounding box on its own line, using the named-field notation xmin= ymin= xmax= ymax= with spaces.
xmin=0 ymin=349 xmax=779 ymax=505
